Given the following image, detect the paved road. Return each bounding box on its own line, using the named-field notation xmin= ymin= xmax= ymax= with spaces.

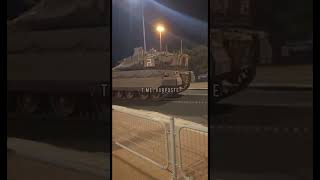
xmin=113 ymin=88 xmax=313 ymax=179
xmin=211 ymin=88 xmax=313 ymax=180
xmin=113 ymin=89 xmax=208 ymax=125
xmin=219 ymin=88 xmax=312 ymax=108
xmin=8 ymin=88 xmax=313 ymax=179
xmin=214 ymin=89 xmax=313 ymax=126
xmin=7 ymin=89 xmax=207 ymax=153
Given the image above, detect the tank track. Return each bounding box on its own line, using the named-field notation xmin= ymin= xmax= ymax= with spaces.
xmin=214 ymin=66 xmax=256 ymax=101
xmin=112 ymin=72 xmax=192 ymax=101
xmin=7 ymin=90 xmax=110 ymax=120
xmin=180 ymin=71 xmax=192 ymax=90
xmin=212 ymin=27 xmax=259 ymax=101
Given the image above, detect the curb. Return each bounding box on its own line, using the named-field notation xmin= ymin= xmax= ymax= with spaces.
xmin=187 ymin=88 xmax=208 ymax=90
xmin=249 ymin=83 xmax=313 ymax=91
xmin=211 ymin=126 xmax=311 ymax=135
xmin=189 ymin=84 xmax=312 ymax=91
xmin=7 ymin=138 xmax=110 ymax=178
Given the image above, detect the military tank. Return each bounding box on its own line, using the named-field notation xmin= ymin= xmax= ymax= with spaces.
xmin=212 ymin=28 xmax=259 ymax=100
xmin=112 ymin=47 xmax=191 ymax=100
xmin=211 ymin=0 xmax=261 ymax=101
xmin=7 ymin=0 xmax=110 ymax=119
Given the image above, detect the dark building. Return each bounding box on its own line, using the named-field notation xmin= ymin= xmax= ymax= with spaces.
xmin=211 ymin=0 xmax=256 ymax=27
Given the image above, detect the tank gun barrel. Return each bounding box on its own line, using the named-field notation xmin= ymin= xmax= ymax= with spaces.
xmin=8 ymin=0 xmax=108 ymax=31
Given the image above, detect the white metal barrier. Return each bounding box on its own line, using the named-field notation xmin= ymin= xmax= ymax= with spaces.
xmin=177 ymin=126 xmax=208 ymax=180
xmin=112 ymin=107 xmax=208 ymax=180
xmin=112 ymin=110 xmax=169 ymax=169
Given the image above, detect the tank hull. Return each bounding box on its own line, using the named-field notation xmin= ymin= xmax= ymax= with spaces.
xmin=7 ymin=0 xmax=110 ymax=119
xmin=7 ymin=31 xmax=109 ymax=118
xmin=212 ymin=28 xmax=259 ymax=101
xmin=112 ymin=70 xmax=191 ymax=100
xmin=211 ymin=0 xmax=262 ymax=101
xmin=112 ymin=47 xmax=191 ymax=100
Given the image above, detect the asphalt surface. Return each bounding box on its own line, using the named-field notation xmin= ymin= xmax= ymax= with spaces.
xmin=220 ymin=88 xmax=312 ymax=108
xmin=113 ymin=88 xmax=313 ymax=179
xmin=112 ymin=89 xmax=209 ymax=125
xmin=211 ymin=88 xmax=313 ymax=180
xmin=8 ymin=87 xmax=313 ymax=179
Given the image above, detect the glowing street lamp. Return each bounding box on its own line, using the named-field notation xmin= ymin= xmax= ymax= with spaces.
xmin=156 ymin=25 xmax=165 ymax=51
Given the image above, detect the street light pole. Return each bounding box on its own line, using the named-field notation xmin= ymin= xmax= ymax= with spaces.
xmin=180 ymin=40 xmax=183 ymax=54
xmin=159 ymin=31 xmax=162 ymax=51
xmin=141 ymin=0 xmax=146 ymax=52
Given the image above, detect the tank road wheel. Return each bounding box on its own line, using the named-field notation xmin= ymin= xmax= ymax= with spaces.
xmin=18 ymin=94 xmax=39 ymax=113
xmin=139 ymin=92 xmax=149 ymax=100
xmin=125 ymin=91 xmax=135 ymax=99
xmin=237 ymin=67 xmax=256 ymax=88
xmin=150 ymin=93 xmax=161 ymax=100
xmin=114 ymin=91 xmax=123 ymax=99
xmin=52 ymin=96 xmax=75 ymax=117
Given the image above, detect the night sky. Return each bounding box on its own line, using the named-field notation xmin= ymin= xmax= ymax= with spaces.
xmin=7 ymin=0 xmax=30 ymax=19
xmin=112 ymin=0 xmax=208 ymax=62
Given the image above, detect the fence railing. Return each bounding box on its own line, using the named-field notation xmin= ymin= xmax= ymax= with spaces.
xmin=177 ymin=126 xmax=208 ymax=180
xmin=112 ymin=107 xmax=208 ymax=180
xmin=112 ymin=110 xmax=169 ymax=169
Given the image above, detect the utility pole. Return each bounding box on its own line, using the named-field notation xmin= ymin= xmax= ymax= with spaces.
xmin=180 ymin=40 xmax=183 ymax=54
xmin=141 ymin=0 xmax=146 ymax=52
xmin=159 ymin=31 xmax=162 ymax=51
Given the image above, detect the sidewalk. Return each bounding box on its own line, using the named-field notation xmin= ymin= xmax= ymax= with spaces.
xmin=8 ymin=153 xmax=106 ymax=180
xmin=112 ymin=144 xmax=172 ymax=180
xmin=189 ymin=82 xmax=208 ymax=89
xmin=211 ymin=171 xmax=311 ymax=180
xmin=189 ymin=65 xmax=313 ymax=90
xmin=251 ymin=65 xmax=313 ymax=89
xmin=7 ymin=138 xmax=109 ymax=180
xmin=112 ymin=106 xmax=208 ymax=180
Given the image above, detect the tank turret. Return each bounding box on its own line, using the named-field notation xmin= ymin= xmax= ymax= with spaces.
xmin=113 ymin=47 xmax=189 ymax=71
